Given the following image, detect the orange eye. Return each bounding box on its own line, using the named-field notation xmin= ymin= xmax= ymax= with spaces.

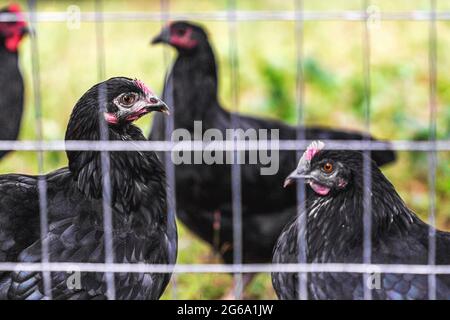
xmin=322 ymin=162 xmax=333 ymax=173
xmin=120 ymin=93 xmax=136 ymax=106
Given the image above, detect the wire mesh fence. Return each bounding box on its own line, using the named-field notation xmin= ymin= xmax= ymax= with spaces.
xmin=0 ymin=0 xmax=448 ymax=300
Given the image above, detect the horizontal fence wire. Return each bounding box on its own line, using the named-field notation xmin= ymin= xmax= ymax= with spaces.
xmin=0 ymin=262 xmax=449 ymax=274
xmin=4 ymin=11 xmax=450 ymax=22
xmin=0 ymin=140 xmax=446 ymax=151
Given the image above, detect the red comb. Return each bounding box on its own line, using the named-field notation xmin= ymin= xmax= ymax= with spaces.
xmin=8 ymin=3 xmax=22 ymax=13
xmin=2 ymin=3 xmax=27 ymax=52
xmin=133 ymin=79 xmax=153 ymax=96
xmin=305 ymin=141 xmax=325 ymax=161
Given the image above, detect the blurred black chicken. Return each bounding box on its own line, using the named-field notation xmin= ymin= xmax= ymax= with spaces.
xmin=150 ymin=21 xmax=396 ymax=293
xmin=272 ymin=141 xmax=450 ymax=299
xmin=0 ymin=77 xmax=177 ymax=300
xmin=0 ymin=4 xmax=28 ymax=160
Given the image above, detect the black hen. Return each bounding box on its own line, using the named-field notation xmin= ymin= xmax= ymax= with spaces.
xmin=0 ymin=4 xmax=28 ymax=160
xmin=150 ymin=21 xmax=396 ymax=289
xmin=272 ymin=141 xmax=450 ymax=300
xmin=0 ymin=77 xmax=176 ymax=300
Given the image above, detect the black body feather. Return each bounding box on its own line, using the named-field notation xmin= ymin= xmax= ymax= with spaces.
xmin=272 ymin=148 xmax=450 ymax=300
xmin=149 ymin=22 xmax=396 ymax=266
xmin=0 ymin=77 xmax=177 ymax=300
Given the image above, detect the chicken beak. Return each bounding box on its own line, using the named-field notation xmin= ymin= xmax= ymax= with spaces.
xmin=145 ymin=98 xmax=170 ymax=115
xmin=283 ymin=168 xmax=310 ymax=188
xmin=151 ymin=27 xmax=170 ymax=45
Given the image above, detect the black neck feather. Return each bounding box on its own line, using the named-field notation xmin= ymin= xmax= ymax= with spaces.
xmin=65 ymin=103 xmax=166 ymax=219
xmin=170 ymin=42 xmax=221 ymax=127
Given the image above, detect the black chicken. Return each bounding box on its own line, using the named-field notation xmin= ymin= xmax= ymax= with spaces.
xmin=0 ymin=4 xmax=28 ymax=160
xmin=0 ymin=77 xmax=177 ymax=300
xmin=150 ymin=21 xmax=396 ymax=293
xmin=272 ymin=141 xmax=450 ymax=299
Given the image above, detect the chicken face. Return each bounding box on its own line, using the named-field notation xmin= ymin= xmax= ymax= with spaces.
xmin=284 ymin=141 xmax=352 ymax=196
xmin=151 ymin=21 xmax=208 ymax=51
xmin=103 ymin=78 xmax=169 ymax=125
xmin=0 ymin=4 xmax=28 ymax=52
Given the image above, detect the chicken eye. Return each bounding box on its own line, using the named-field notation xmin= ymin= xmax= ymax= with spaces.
xmin=322 ymin=162 xmax=333 ymax=174
xmin=119 ymin=93 xmax=136 ymax=107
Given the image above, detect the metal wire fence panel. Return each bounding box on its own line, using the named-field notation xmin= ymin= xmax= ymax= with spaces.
xmin=0 ymin=0 xmax=448 ymax=300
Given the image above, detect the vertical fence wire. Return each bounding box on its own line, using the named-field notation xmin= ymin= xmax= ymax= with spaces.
xmin=227 ymin=0 xmax=243 ymax=299
xmin=159 ymin=0 xmax=179 ymax=300
xmin=427 ymin=0 xmax=437 ymax=301
xmin=361 ymin=0 xmax=373 ymax=300
xmin=294 ymin=0 xmax=308 ymax=301
xmin=27 ymin=0 xmax=52 ymax=300
xmin=95 ymin=0 xmax=116 ymax=300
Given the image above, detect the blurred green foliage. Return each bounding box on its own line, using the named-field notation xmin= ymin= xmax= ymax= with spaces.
xmin=0 ymin=0 xmax=448 ymax=299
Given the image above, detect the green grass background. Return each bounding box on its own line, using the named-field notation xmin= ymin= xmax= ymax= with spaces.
xmin=0 ymin=0 xmax=449 ymax=299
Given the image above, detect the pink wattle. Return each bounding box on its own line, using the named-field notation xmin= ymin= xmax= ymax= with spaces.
xmin=104 ymin=113 xmax=118 ymax=124
xmin=5 ymin=34 xmax=21 ymax=52
xmin=125 ymin=108 xmax=148 ymax=122
xmin=309 ymin=181 xmax=330 ymax=196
